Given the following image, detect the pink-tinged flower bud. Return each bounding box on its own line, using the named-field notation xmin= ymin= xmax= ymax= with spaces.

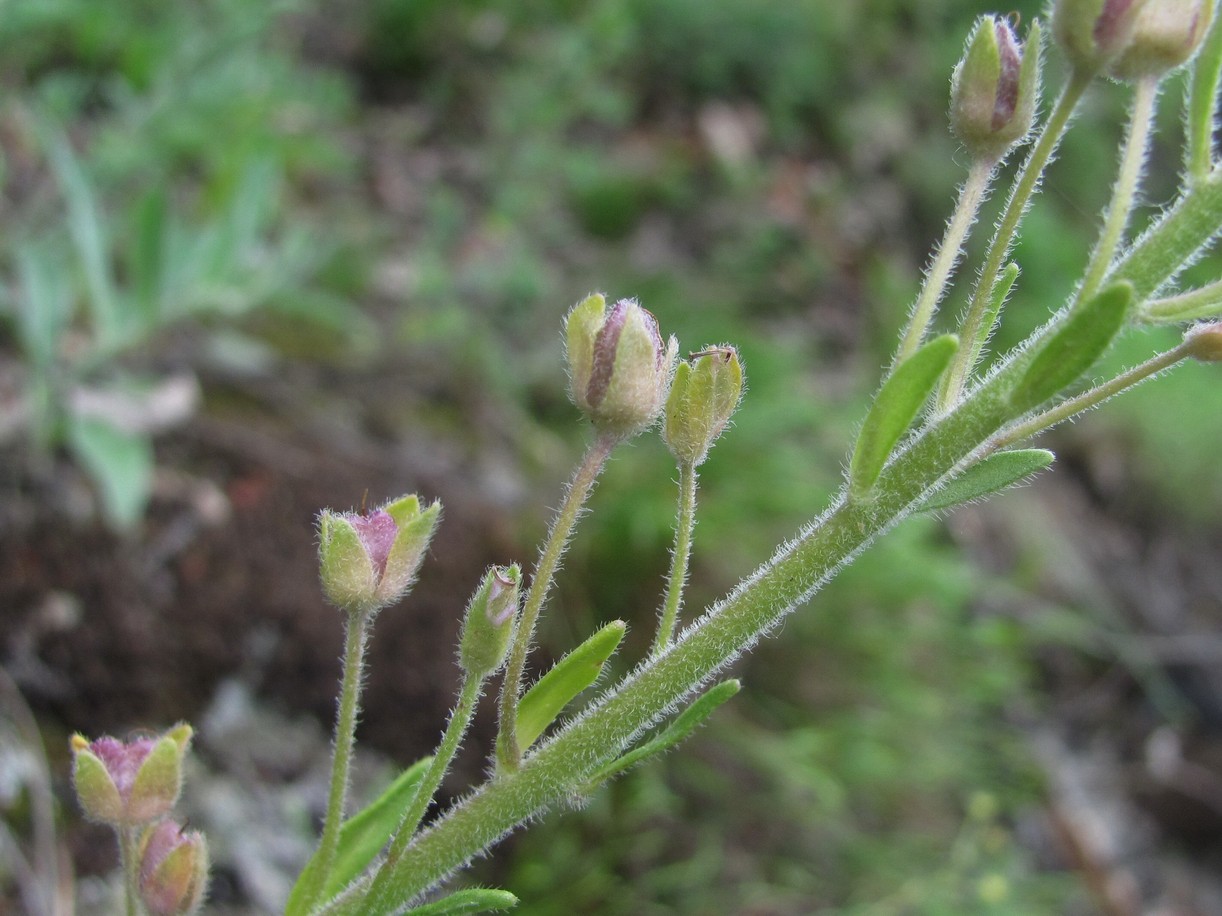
xmin=663 ymin=346 xmax=745 ymax=467
xmin=951 ymin=17 xmax=1042 ymax=162
xmin=565 ymin=293 xmax=678 ymax=440
xmin=317 ymin=494 xmax=441 ymax=615
xmin=1054 ymin=0 xmax=1151 ymax=75
xmin=460 ymin=565 xmax=521 ymax=677
xmin=70 ymin=724 xmax=193 ymax=827
xmin=138 ymin=820 xmax=208 ymax=916
xmin=1109 ymin=0 xmax=1214 ymax=80
xmin=1184 ymin=321 xmax=1222 ymax=360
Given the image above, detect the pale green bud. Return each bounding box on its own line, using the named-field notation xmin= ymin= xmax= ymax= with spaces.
xmin=951 ymin=17 xmax=1042 ymax=162
xmin=565 ymin=293 xmax=678 ymax=440
xmin=70 ymin=724 xmax=193 ymax=827
xmin=459 ymin=565 xmax=521 ymax=678
xmin=663 ymin=346 xmax=744 ymax=467
xmin=1184 ymin=321 xmax=1222 ymax=360
xmin=1053 ymin=0 xmax=1151 ymax=75
xmin=317 ymin=495 xmax=441 ymax=615
xmin=138 ymin=820 xmax=209 ymax=916
xmin=1109 ymin=0 xmax=1214 ymax=80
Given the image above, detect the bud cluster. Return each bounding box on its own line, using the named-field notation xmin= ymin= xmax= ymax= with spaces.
xmin=70 ymin=725 xmax=206 ymax=915
xmin=1053 ymin=0 xmax=1214 ymax=79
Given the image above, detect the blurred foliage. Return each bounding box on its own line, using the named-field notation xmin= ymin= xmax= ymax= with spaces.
xmin=2 ymin=0 xmax=1217 ymax=911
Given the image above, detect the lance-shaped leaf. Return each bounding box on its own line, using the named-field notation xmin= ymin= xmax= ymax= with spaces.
xmin=1011 ymin=282 xmax=1132 ymax=411
xmin=588 ymin=680 xmax=741 ymax=786
xmin=517 ymin=621 xmax=626 ymax=751
xmin=851 ymin=335 xmax=959 ymax=498
xmin=916 ymin=449 xmax=1055 ymax=513
xmin=286 ymin=757 xmax=433 ymax=915
xmin=405 ymin=888 xmax=519 ymax=914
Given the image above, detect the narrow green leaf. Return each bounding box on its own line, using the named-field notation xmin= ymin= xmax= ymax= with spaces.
xmin=589 ymin=680 xmax=740 ymax=785
xmin=286 ymin=757 xmax=433 ymax=916
xmin=66 ymin=416 xmax=153 ymax=529
xmin=132 ymin=187 xmax=167 ymax=323
xmin=15 ymin=243 xmax=72 ymax=368
xmin=42 ymin=128 xmax=124 ymax=345
xmin=1011 ymin=282 xmax=1132 ymax=411
xmin=916 ymin=449 xmax=1055 ymax=513
xmin=405 ymin=888 xmax=518 ymax=914
xmin=517 ymin=620 xmax=626 ymax=751
xmin=851 ymin=334 xmax=959 ymax=497
xmin=965 ymin=261 xmax=1020 ymax=373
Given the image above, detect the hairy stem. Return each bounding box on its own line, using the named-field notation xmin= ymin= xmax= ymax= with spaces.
xmin=941 ymin=73 xmax=1092 ymax=408
xmin=1078 ymin=78 xmax=1160 ymax=304
xmin=120 ymin=825 xmax=139 ymax=916
xmin=496 ymin=433 xmax=617 ymax=770
xmin=651 ymin=460 xmax=698 ymax=656
xmin=1188 ymin=11 xmax=1222 ymax=181
xmin=897 ymin=158 xmax=993 ymax=363
xmin=365 ymin=674 xmax=484 ymax=912
xmin=306 ymin=609 xmax=371 ymax=909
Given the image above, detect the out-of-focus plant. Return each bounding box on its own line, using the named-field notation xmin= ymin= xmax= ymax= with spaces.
xmin=0 ymin=0 xmax=358 ymax=527
xmin=67 ymin=1 xmax=1222 ymax=914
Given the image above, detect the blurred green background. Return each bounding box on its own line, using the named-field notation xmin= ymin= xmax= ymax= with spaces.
xmin=2 ymin=0 xmax=1220 ymax=913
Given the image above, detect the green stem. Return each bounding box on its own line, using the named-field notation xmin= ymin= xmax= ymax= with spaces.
xmin=496 ymin=433 xmax=617 ymax=771
xmin=365 ymin=674 xmax=484 ymax=912
xmin=1078 ymin=78 xmax=1160 ymax=305
xmin=651 ymin=460 xmax=698 ymax=656
xmin=1142 ymin=277 xmax=1222 ymax=321
xmin=987 ymin=341 xmax=1192 ymax=452
xmin=1188 ymin=10 xmax=1222 ymax=181
xmin=1108 ymin=168 xmax=1222 ymax=299
xmin=941 ymin=73 xmax=1092 ymax=409
xmin=896 ymin=158 xmax=993 ymax=363
xmin=333 ymin=353 xmax=1031 ymax=914
xmin=119 ymin=825 xmax=139 ymax=916
xmin=306 ymin=609 xmax=371 ymax=909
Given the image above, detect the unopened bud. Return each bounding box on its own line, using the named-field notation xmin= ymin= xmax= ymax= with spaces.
xmin=1053 ymin=0 xmax=1150 ymax=75
xmin=951 ymin=17 xmax=1042 ymax=162
xmin=1184 ymin=321 xmax=1222 ymax=360
xmin=1109 ymin=0 xmax=1214 ymax=80
xmin=565 ymin=293 xmax=678 ymax=440
xmin=663 ymin=346 xmax=744 ymax=467
xmin=70 ymin=724 xmax=192 ymax=827
xmin=138 ymin=820 xmax=208 ymax=916
xmin=460 ymin=565 xmax=521 ymax=678
xmin=318 ymin=494 xmax=441 ymax=615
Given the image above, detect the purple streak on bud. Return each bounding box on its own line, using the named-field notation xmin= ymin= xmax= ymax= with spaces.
xmin=350 ymin=510 xmax=397 ymax=579
xmin=994 ymin=21 xmax=1022 ymax=129
xmin=1096 ymin=0 xmax=1141 ymax=50
xmin=89 ymin=736 xmax=156 ymax=798
xmin=486 ymin=568 xmax=517 ymax=626
xmin=587 ymin=300 xmax=629 ymax=407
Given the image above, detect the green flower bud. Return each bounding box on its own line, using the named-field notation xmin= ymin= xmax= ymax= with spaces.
xmin=1109 ymin=0 xmax=1214 ymax=80
xmin=951 ymin=17 xmax=1042 ymax=162
xmin=70 ymin=724 xmax=193 ymax=827
xmin=1053 ymin=0 xmax=1150 ymax=76
xmin=1184 ymin=321 xmax=1222 ymax=360
xmin=317 ymin=494 xmax=441 ymax=615
xmin=459 ymin=565 xmax=521 ymax=678
xmin=565 ymin=293 xmax=678 ymax=440
xmin=663 ymin=346 xmax=744 ymax=467
xmin=138 ymin=820 xmax=209 ymax=916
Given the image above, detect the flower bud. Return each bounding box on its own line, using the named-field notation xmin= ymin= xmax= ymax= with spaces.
xmin=459 ymin=565 xmax=521 ymax=678
xmin=138 ymin=820 xmax=208 ymax=916
xmin=663 ymin=346 xmax=744 ymax=467
xmin=1184 ymin=321 xmax=1222 ymax=360
xmin=565 ymin=293 xmax=678 ymax=440
xmin=951 ymin=17 xmax=1042 ymax=162
xmin=1053 ymin=0 xmax=1150 ymax=75
xmin=1109 ymin=0 xmax=1214 ymax=80
xmin=318 ymin=494 xmax=441 ymax=615
xmin=70 ymin=724 xmax=193 ymax=827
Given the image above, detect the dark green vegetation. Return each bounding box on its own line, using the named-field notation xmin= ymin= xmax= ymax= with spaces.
xmin=3 ymin=0 xmax=1219 ymax=913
